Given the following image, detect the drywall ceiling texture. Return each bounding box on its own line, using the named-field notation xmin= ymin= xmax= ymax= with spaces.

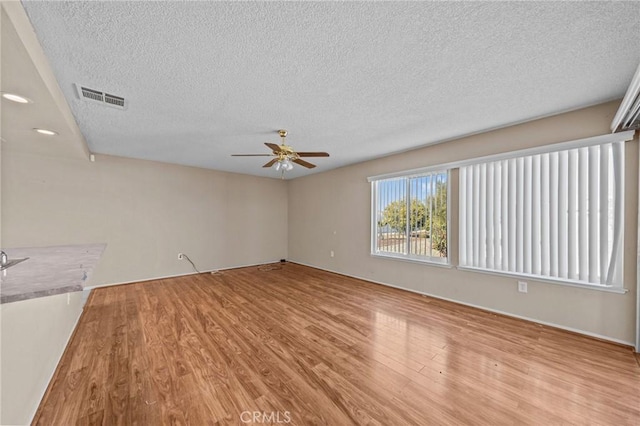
xmin=1 ymin=6 xmax=288 ymax=423
xmin=288 ymin=101 xmax=639 ymax=345
xmin=1 ymin=7 xmax=89 ymax=425
xmin=20 ymin=1 xmax=640 ymax=179
xmin=2 ymin=2 xmax=289 ymax=286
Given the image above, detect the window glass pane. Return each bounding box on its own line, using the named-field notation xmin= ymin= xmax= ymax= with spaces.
xmin=376 ymin=178 xmax=407 ymax=255
xmin=407 ymin=173 xmax=448 ymax=258
xmin=408 ymin=176 xmax=428 ymax=257
xmin=373 ymin=171 xmax=448 ymax=263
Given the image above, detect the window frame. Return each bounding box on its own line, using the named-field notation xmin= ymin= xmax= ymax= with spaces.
xmin=370 ymin=169 xmax=451 ymax=266
xmin=367 ymin=131 xmax=635 ymax=292
xmin=457 ymin=140 xmax=627 ymax=291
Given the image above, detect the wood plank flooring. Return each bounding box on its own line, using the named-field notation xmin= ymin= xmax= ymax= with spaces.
xmin=34 ymin=263 xmax=640 ymax=425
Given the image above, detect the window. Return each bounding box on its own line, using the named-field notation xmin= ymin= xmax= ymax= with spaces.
xmin=371 ymin=170 xmax=449 ymax=264
xmin=459 ymin=141 xmax=625 ymax=288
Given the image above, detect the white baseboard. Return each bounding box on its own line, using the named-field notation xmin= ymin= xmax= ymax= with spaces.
xmin=289 ymin=260 xmax=635 ymax=348
xmin=83 ymin=259 xmax=283 ymax=290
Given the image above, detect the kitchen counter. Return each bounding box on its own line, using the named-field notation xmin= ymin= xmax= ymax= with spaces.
xmin=0 ymin=244 xmax=106 ymax=304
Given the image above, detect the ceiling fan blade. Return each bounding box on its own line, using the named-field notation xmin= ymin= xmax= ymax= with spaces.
xmin=231 ymin=154 xmax=273 ymax=156
xmin=265 ymin=143 xmax=282 ymax=153
xmin=296 ymin=152 xmax=330 ymax=157
xmin=263 ymin=159 xmax=278 ymax=168
xmin=293 ymin=158 xmax=316 ymax=169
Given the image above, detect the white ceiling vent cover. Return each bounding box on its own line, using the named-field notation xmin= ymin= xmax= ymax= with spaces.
xmin=611 ymin=63 xmax=640 ymax=133
xmin=74 ymin=84 xmax=127 ymax=110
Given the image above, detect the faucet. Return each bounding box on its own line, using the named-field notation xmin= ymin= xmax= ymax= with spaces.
xmin=1 ymin=251 xmax=7 ymax=267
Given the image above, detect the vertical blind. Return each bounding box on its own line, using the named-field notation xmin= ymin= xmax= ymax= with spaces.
xmin=459 ymin=142 xmax=624 ymax=286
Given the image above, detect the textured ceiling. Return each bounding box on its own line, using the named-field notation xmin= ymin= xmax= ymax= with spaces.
xmin=19 ymin=1 xmax=640 ymax=179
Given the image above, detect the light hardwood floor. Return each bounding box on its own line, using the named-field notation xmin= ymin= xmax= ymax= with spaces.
xmin=34 ymin=263 xmax=640 ymax=425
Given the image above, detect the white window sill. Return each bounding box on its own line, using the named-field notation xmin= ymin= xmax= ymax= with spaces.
xmin=370 ymin=252 xmax=452 ymax=268
xmin=456 ymin=266 xmax=628 ymax=294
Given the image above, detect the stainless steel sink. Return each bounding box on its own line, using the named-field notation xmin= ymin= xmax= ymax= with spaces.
xmin=1 ymin=258 xmax=29 ymax=271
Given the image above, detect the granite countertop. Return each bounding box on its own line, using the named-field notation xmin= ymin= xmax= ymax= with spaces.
xmin=0 ymin=243 xmax=106 ymax=304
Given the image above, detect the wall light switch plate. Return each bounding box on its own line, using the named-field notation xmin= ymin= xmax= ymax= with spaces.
xmin=518 ymin=281 xmax=528 ymax=293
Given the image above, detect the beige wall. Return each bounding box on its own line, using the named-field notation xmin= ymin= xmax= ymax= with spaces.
xmin=0 ymin=292 xmax=84 ymax=425
xmin=1 ymin=3 xmax=288 ymax=423
xmin=288 ymin=100 xmax=638 ymax=345
xmin=2 ymin=152 xmax=288 ymax=285
xmin=0 ymin=150 xmax=288 ymax=425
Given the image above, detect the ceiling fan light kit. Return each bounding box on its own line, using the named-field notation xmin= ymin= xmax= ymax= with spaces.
xmin=274 ymin=158 xmax=294 ymax=172
xmin=232 ymin=129 xmax=330 ymax=178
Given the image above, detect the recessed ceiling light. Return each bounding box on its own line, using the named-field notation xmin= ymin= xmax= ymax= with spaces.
xmin=33 ymin=128 xmax=58 ymax=136
xmin=1 ymin=92 xmax=31 ymax=104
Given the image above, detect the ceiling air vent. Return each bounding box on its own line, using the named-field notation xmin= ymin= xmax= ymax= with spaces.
xmin=104 ymin=93 xmax=125 ymax=108
xmin=611 ymin=63 xmax=640 ymax=133
xmin=74 ymin=84 xmax=127 ymax=110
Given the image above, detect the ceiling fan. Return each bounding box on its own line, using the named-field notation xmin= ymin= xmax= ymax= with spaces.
xmin=232 ymin=130 xmax=329 ymax=177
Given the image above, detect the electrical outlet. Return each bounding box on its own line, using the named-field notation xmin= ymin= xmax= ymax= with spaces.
xmin=518 ymin=281 xmax=528 ymax=293
xmin=178 ymin=253 xmax=184 ymax=260
xmin=330 ymin=250 xmax=334 ymax=258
